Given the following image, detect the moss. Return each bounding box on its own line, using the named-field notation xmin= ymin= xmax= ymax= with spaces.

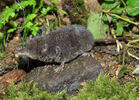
xmin=1 ymin=74 xmax=139 ymax=100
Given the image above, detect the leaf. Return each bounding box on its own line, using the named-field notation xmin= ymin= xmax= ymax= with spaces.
xmin=34 ymin=22 xmax=42 ymax=26
xmin=31 ymin=22 xmax=42 ymax=36
xmin=87 ymin=12 xmax=108 ymax=39
xmin=111 ymin=8 xmax=123 ymax=14
xmin=7 ymin=28 xmax=17 ymax=33
xmin=31 ymin=26 xmax=39 ymax=36
xmin=57 ymin=9 xmax=67 ymax=14
xmin=13 ymin=21 xmax=17 ymax=27
xmin=117 ymin=22 xmax=123 ymax=36
xmin=52 ymin=0 xmax=58 ymax=4
xmin=0 ymin=7 xmax=14 ymax=29
xmin=25 ymin=14 xmax=37 ymax=24
xmin=126 ymin=0 xmax=139 ymax=16
xmin=102 ymin=0 xmax=120 ymax=10
xmin=0 ymin=52 xmax=7 ymax=58
xmin=11 ymin=12 xmax=15 ymax=18
xmin=20 ymin=0 xmax=36 ymax=10
xmin=26 ymin=21 xmax=33 ymax=28
xmin=33 ymin=0 xmax=44 ymax=13
xmin=118 ymin=66 xmax=128 ymax=77
xmin=102 ymin=14 xmax=109 ymax=22
xmin=40 ymin=7 xmax=53 ymax=17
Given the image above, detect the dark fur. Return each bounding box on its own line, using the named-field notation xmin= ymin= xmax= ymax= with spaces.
xmin=15 ymin=25 xmax=94 ymax=63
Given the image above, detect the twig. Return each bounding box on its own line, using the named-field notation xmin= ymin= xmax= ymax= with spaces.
xmin=95 ymin=37 xmax=132 ymax=44
xmin=108 ymin=1 xmax=120 ymax=12
xmin=121 ymin=0 xmax=126 ymax=7
xmin=122 ymin=43 xmax=126 ymax=66
xmin=127 ymin=49 xmax=139 ymax=60
xmin=103 ymin=10 xmax=139 ymax=26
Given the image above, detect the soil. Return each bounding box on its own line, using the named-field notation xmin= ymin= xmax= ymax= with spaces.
xmin=0 ymin=37 xmax=20 ymax=77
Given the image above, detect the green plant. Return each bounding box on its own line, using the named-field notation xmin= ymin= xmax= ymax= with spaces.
xmin=87 ymin=12 xmax=108 ymax=39
xmin=0 ymin=0 xmax=39 ymax=49
xmin=102 ymin=0 xmax=139 ymax=37
xmin=87 ymin=0 xmax=139 ymax=76
xmin=40 ymin=0 xmax=67 ymax=17
xmin=87 ymin=0 xmax=139 ymax=39
xmin=0 ymin=0 xmax=66 ymax=52
xmin=71 ymin=75 xmax=139 ymax=100
xmin=2 ymin=81 xmax=66 ymax=100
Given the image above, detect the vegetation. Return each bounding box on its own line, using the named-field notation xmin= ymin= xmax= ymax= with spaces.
xmin=101 ymin=0 xmax=139 ymax=61
xmin=0 ymin=0 xmax=66 ymax=53
xmin=1 ymin=74 xmax=139 ymax=100
xmin=87 ymin=0 xmax=139 ymax=76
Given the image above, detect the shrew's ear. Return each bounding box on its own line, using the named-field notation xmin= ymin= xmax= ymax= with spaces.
xmin=55 ymin=45 xmax=61 ymax=56
xmin=41 ymin=44 xmax=48 ymax=54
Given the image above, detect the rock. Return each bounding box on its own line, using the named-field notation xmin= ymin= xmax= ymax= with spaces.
xmin=23 ymin=55 xmax=104 ymax=94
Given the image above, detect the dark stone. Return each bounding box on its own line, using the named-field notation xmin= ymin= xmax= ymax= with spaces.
xmin=23 ymin=56 xmax=104 ymax=94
